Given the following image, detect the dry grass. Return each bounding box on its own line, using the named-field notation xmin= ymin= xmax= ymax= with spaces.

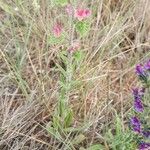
xmin=0 ymin=0 xmax=150 ymax=149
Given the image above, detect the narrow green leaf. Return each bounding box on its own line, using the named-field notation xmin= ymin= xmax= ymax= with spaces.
xmin=53 ymin=116 xmax=62 ymax=130
xmin=0 ymin=1 xmax=15 ymax=15
xmin=52 ymin=0 xmax=68 ymax=6
xmin=48 ymin=34 xmax=65 ymax=45
xmin=72 ymin=134 xmax=86 ymax=145
xmin=87 ymin=144 xmax=104 ymax=150
xmin=58 ymin=100 xmax=66 ymax=117
xmin=55 ymin=63 xmax=67 ymax=77
xmin=64 ymin=109 xmax=73 ymax=127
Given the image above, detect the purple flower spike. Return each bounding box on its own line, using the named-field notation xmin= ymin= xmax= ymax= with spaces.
xmin=134 ymin=98 xmax=144 ymax=112
xmin=142 ymin=131 xmax=150 ymax=138
xmin=139 ymin=142 xmax=150 ymax=150
xmin=144 ymin=60 xmax=150 ymax=70
xmin=130 ymin=117 xmax=141 ymax=133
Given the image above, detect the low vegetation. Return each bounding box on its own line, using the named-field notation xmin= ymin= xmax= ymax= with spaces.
xmin=0 ymin=0 xmax=150 ymax=149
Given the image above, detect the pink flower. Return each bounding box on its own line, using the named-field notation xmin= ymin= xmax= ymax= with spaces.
xmin=65 ymin=4 xmax=73 ymax=15
xmin=52 ymin=23 xmax=62 ymax=37
xmin=75 ymin=8 xmax=91 ymax=21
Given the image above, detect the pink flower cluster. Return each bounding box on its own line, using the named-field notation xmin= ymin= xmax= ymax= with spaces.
xmin=74 ymin=8 xmax=91 ymax=21
xmin=65 ymin=5 xmax=91 ymax=21
xmin=52 ymin=5 xmax=91 ymax=52
xmin=52 ymin=5 xmax=91 ymax=37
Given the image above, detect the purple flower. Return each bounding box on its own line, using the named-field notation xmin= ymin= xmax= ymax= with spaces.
xmin=134 ymin=98 xmax=144 ymax=112
xmin=130 ymin=117 xmax=141 ymax=133
xmin=144 ymin=60 xmax=150 ymax=70
xmin=132 ymin=88 xmax=145 ymax=112
xmin=136 ymin=64 xmax=145 ymax=75
xmin=136 ymin=65 xmax=147 ymax=79
xmin=132 ymin=88 xmax=145 ymax=99
xmin=139 ymin=142 xmax=150 ymax=150
xmin=142 ymin=131 xmax=150 ymax=138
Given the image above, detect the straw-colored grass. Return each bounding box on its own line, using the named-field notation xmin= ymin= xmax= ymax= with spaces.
xmin=0 ymin=0 xmax=150 ymax=149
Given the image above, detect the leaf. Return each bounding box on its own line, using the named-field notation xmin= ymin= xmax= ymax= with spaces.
xmin=53 ymin=116 xmax=61 ymax=130
xmin=0 ymin=1 xmax=15 ymax=15
xmin=55 ymin=63 xmax=67 ymax=77
xmin=74 ymin=50 xmax=84 ymax=62
xmin=46 ymin=122 xmax=62 ymax=141
xmin=114 ymin=112 xmax=122 ymax=135
xmin=107 ymin=129 xmax=113 ymax=140
xmin=59 ymin=50 xmax=68 ymax=58
xmin=72 ymin=134 xmax=86 ymax=145
xmin=46 ymin=125 xmax=55 ymax=135
xmin=87 ymin=144 xmax=104 ymax=150
xmin=70 ymin=80 xmax=82 ymax=88
xmin=52 ymin=0 xmax=68 ymax=6
xmin=58 ymin=99 xmax=66 ymax=117
xmin=64 ymin=126 xmax=84 ymax=132
xmin=64 ymin=109 xmax=73 ymax=127
xmin=48 ymin=34 xmax=65 ymax=45
xmin=105 ymin=113 xmax=136 ymax=150
xmin=59 ymin=51 xmax=69 ymax=64
xmin=75 ymin=21 xmax=90 ymax=37
xmin=59 ymin=80 xmax=67 ymax=89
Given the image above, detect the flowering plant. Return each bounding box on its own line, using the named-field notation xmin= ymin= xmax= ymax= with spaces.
xmin=130 ymin=60 xmax=150 ymax=150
